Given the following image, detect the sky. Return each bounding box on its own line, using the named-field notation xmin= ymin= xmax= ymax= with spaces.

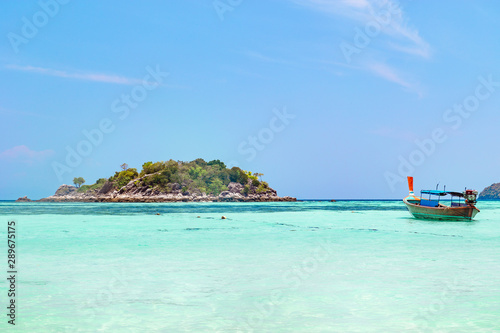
xmin=1 ymin=0 xmax=500 ymax=200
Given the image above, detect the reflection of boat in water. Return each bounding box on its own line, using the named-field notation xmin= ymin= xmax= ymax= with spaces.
xmin=403 ymin=177 xmax=480 ymax=221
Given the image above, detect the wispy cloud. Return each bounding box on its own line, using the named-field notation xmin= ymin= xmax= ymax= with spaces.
xmin=307 ymin=58 xmax=418 ymax=91
xmin=5 ymin=64 xmax=144 ymax=85
xmin=293 ymin=0 xmax=430 ymax=93
xmin=244 ymin=51 xmax=295 ymax=65
xmin=292 ymin=0 xmax=371 ymax=18
xmin=365 ymin=61 xmax=424 ymax=96
xmin=0 ymin=145 xmax=55 ymax=164
xmin=365 ymin=61 xmax=411 ymax=88
xmin=292 ymin=0 xmax=431 ymax=58
xmin=0 ymin=106 xmax=60 ymax=120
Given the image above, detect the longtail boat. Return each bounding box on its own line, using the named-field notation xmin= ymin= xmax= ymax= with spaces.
xmin=403 ymin=176 xmax=480 ymax=221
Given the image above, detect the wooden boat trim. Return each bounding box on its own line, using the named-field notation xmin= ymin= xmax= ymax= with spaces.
xmin=403 ymin=195 xmax=479 ymax=221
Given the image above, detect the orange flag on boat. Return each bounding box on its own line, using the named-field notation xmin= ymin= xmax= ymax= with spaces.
xmin=407 ymin=176 xmax=414 ymax=193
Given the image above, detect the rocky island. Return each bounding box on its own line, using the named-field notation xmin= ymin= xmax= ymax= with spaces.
xmin=16 ymin=196 xmax=32 ymax=202
xmin=479 ymin=183 xmax=500 ymax=200
xmin=40 ymin=159 xmax=296 ymax=202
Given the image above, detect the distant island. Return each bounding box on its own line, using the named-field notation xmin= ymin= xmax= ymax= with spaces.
xmin=37 ymin=159 xmax=296 ymax=202
xmin=479 ymin=183 xmax=500 ymax=200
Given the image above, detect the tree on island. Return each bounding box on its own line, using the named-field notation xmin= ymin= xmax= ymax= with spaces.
xmin=121 ymin=163 xmax=128 ymax=171
xmin=207 ymin=159 xmax=226 ymax=169
xmin=73 ymin=177 xmax=85 ymax=188
xmin=253 ymin=172 xmax=264 ymax=181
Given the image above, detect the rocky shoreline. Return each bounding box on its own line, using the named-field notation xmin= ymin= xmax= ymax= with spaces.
xmin=38 ymin=182 xmax=296 ymax=203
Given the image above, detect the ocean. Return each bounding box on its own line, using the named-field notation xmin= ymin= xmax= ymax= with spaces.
xmin=1 ymin=201 xmax=499 ymax=332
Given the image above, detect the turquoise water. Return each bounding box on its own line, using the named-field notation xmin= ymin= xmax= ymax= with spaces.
xmin=1 ymin=201 xmax=499 ymax=332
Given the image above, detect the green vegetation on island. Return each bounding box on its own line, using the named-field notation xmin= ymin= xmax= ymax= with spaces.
xmin=75 ymin=159 xmax=270 ymax=197
xmin=76 ymin=178 xmax=107 ymax=193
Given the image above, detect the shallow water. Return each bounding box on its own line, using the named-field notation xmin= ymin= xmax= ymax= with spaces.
xmin=1 ymin=201 xmax=499 ymax=332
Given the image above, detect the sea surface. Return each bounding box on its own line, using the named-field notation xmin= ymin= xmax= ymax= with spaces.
xmin=1 ymin=200 xmax=499 ymax=332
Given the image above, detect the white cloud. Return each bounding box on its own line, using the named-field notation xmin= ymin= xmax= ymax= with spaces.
xmin=5 ymin=64 xmax=144 ymax=85
xmin=246 ymin=51 xmax=277 ymax=63
xmin=292 ymin=0 xmax=371 ymax=17
xmin=0 ymin=145 xmax=55 ymax=164
xmin=292 ymin=0 xmax=431 ymax=58
xmin=292 ymin=0 xmax=430 ymax=93
xmin=365 ymin=61 xmax=424 ymax=96
xmin=365 ymin=61 xmax=411 ymax=88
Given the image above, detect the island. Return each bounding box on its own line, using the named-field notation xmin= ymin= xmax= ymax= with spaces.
xmin=479 ymin=182 xmax=500 ymax=200
xmin=40 ymin=159 xmax=296 ymax=202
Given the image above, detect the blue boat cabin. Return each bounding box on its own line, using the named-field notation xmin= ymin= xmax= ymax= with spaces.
xmin=420 ymin=199 xmax=440 ymax=207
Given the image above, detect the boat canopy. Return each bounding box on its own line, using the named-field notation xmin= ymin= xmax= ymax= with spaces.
xmin=421 ymin=190 xmax=464 ymax=197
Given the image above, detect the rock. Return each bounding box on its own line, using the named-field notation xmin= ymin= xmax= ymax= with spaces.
xmin=479 ymin=183 xmax=500 ymax=200
xmin=170 ymin=183 xmax=181 ymax=191
xmin=228 ymin=182 xmax=243 ymax=193
xmin=330 ymin=199 xmax=336 ymax=202
xmin=16 ymin=196 xmax=32 ymax=202
xmin=55 ymin=184 xmax=77 ymax=196
xmin=99 ymin=181 xmax=114 ymax=194
xmin=39 ymin=177 xmax=297 ymax=203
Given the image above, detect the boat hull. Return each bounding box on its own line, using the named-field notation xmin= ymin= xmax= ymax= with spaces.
xmin=403 ymin=196 xmax=479 ymax=221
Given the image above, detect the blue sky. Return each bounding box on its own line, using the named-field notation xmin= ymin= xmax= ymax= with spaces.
xmin=1 ymin=0 xmax=500 ymax=200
